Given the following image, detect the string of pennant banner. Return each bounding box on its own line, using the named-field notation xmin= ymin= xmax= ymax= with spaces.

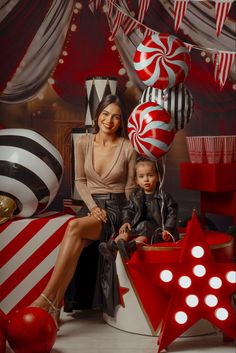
xmin=88 ymin=0 xmax=236 ymax=89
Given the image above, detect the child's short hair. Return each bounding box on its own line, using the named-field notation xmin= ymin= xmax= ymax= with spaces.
xmin=135 ymin=156 xmax=159 ymax=174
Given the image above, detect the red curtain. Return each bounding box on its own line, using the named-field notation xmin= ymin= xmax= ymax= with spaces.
xmin=52 ymin=4 xmax=129 ymax=106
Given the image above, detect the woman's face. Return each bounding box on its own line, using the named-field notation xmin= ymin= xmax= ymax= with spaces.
xmin=97 ymin=103 xmax=121 ymax=135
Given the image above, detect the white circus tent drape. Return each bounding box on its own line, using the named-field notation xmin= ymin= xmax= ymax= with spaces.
xmin=0 ymin=0 xmax=235 ymax=105
xmin=0 ymin=0 xmax=74 ymax=103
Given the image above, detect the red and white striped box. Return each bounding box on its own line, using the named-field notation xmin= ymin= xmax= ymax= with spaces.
xmin=63 ymin=198 xmax=83 ymax=215
xmin=203 ymin=136 xmax=223 ymax=164
xmin=222 ymin=135 xmax=235 ymax=164
xmin=0 ymin=212 xmax=74 ymax=316
xmin=186 ymin=136 xmax=206 ymax=163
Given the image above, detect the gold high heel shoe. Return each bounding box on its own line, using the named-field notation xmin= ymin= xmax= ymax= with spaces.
xmin=40 ymin=293 xmax=61 ymax=330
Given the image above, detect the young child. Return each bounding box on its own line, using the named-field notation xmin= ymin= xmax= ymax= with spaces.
xmin=99 ymin=157 xmax=179 ymax=261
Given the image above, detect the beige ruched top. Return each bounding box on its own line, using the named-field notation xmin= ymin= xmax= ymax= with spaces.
xmin=74 ymin=134 xmax=137 ymax=211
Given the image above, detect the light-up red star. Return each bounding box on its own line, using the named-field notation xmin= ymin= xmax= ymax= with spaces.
xmin=156 ymin=212 xmax=236 ymax=352
xmin=126 ymin=239 xmax=185 ymax=333
xmin=118 ymin=285 xmax=129 ymax=307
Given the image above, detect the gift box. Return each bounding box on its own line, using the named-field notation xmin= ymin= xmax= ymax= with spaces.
xmin=180 ymin=162 xmax=236 ymax=192
xmin=0 ymin=212 xmax=74 ymax=315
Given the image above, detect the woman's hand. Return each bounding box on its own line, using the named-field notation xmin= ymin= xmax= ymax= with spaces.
xmin=90 ymin=206 xmax=107 ymax=223
xmin=119 ymin=223 xmax=131 ymax=234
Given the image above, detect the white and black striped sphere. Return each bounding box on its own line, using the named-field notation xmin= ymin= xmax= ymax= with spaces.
xmin=140 ymin=84 xmax=193 ymax=131
xmin=0 ymin=129 xmax=63 ymax=218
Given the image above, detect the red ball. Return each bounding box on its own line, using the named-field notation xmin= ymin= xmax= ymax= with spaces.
xmin=6 ymin=307 xmax=57 ymax=353
xmin=134 ymin=33 xmax=191 ymax=90
xmin=128 ymin=102 xmax=175 ymax=160
xmin=0 ymin=310 xmax=8 ymax=336
xmin=0 ymin=329 xmax=6 ymax=353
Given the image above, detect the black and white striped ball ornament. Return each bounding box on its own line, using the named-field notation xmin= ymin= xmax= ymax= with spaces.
xmin=140 ymin=83 xmax=193 ymax=131
xmin=0 ymin=129 xmax=63 ymax=217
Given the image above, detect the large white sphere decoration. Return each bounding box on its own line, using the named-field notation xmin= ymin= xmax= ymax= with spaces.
xmin=0 ymin=129 xmax=63 ymax=218
xmin=140 ymin=83 xmax=193 ymax=131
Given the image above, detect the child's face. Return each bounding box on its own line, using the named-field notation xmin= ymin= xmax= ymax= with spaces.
xmin=135 ymin=162 xmax=159 ymax=194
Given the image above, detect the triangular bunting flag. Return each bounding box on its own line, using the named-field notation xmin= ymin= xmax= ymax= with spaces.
xmin=111 ymin=9 xmax=125 ymax=40
xmin=143 ymin=27 xmax=155 ymax=38
xmin=88 ymin=0 xmax=95 ymax=14
xmin=123 ymin=16 xmax=138 ymax=35
xmin=184 ymin=43 xmax=193 ymax=52
xmin=215 ymin=0 xmax=232 ymax=36
xmin=88 ymin=0 xmax=102 ymax=13
xmin=107 ymin=0 xmax=114 ymax=17
xmin=95 ymin=0 xmax=102 ymax=10
xmin=174 ymin=0 xmax=189 ymax=31
xmin=213 ymin=52 xmax=220 ymax=82
xmin=138 ymin=0 xmax=150 ymax=23
xmin=213 ymin=51 xmax=235 ymax=90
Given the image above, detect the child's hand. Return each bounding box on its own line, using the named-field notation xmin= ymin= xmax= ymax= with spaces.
xmin=162 ymin=230 xmax=171 ymax=242
xmin=119 ymin=223 xmax=131 ymax=234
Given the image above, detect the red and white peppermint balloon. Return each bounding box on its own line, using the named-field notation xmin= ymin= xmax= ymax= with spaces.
xmin=134 ymin=33 xmax=191 ymax=90
xmin=128 ymin=102 xmax=175 ymax=160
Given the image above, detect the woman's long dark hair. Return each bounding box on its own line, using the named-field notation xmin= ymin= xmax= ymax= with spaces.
xmin=93 ymin=94 xmax=127 ymax=138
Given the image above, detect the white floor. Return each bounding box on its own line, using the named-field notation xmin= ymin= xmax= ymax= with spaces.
xmin=6 ymin=309 xmax=235 ymax=353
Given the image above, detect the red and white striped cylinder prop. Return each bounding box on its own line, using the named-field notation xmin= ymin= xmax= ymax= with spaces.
xmin=128 ymin=102 xmax=175 ymax=160
xmin=140 ymin=83 xmax=194 ymax=131
xmin=0 ymin=129 xmax=63 ymax=218
xmin=0 ymin=213 xmax=74 ymax=316
xmin=85 ymin=76 xmax=118 ymax=127
xmin=134 ymin=33 xmax=191 ymax=90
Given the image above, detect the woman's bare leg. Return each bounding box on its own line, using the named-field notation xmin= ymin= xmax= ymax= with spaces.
xmin=54 ymin=238 xmax=92 ymax=306
xmin=32 ymin=215 xmax=102 ymax=309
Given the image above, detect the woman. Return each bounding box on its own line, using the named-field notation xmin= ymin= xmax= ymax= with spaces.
xmin=32 ymin=94 xmax=137 ymax=323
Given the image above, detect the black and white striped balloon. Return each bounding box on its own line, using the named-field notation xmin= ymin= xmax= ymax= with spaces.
xmin=140 ymin=84 xmax=193 ymax=131
xmin=0 ymin=129 xmax=63 ymax=218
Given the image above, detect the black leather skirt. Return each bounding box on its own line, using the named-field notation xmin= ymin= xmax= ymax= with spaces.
xmin=76 ymin=193 xmax=127 ymax=241
xmin=64 ymin=193 xmax=127 ymax=316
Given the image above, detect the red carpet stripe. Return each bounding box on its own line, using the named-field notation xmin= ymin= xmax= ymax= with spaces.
xmin=7 ymin=270 xmax=53 ymax=318
xmin=1 ymin=213 xmax=74 ymax=314
xmin=0 ymin=217 xmax=50 ymax=265
xmin=1 ymin=220 xmax=70 ymax=301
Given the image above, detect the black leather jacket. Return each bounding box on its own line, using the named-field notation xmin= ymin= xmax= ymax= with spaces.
xmin=122 ymin=186 xmax=179 ymax=241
